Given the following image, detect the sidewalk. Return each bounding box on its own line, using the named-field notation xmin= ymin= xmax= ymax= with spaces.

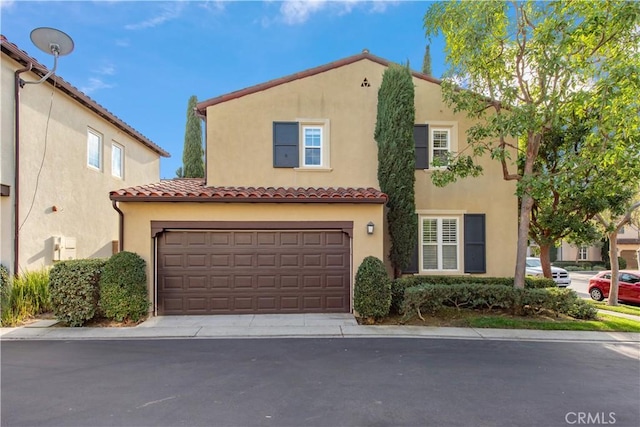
xmin=1 ymin=313 xmax=638 ymax=343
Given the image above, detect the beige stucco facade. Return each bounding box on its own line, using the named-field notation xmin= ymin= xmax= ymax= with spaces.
xmin=1 ymin=43 xmax=164 ymax=274
xmin=559 ymin=223 xmax=640 ymax=269
xmin=203 ymin=57 xmax=517 ymax=277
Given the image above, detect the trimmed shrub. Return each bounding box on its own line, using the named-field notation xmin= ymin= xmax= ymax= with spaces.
xmin=401 ymin=283 xmax=595 ymax=321
xmin=617 ymin=257 xmax=627 ymax=270
xmin=49 ymin=259 xmax=106 ymax=327
xmin=390 ymin=275 xmax=555 ymax=314
xmin=99 ymin=251 xmax=149 ymax=322
xmin=354 ymin=256 xmax=392 ymax=321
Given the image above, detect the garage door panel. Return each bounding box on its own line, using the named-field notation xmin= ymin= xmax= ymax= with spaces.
xmin=157 ymin=229 xmax=350 ymax=315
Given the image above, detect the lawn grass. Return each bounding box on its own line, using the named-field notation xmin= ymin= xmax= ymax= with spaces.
xmin=386 ymin=307 xmax=640 ymax=332
xmin=466 ymin=313 xmax=640 ymax=332
xmin=588 ymin=301 xmax=640 ymax=317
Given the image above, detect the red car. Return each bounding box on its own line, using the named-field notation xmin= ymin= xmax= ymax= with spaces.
xmin=588 ymin=270 xmax=640 ymax=304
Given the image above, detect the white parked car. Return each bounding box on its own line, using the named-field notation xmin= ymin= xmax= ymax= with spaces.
xmin=525 ymin=257 xmax=571 ymax=287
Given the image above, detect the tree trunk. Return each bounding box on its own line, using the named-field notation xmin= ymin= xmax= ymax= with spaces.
xmin=515 ymin=193 xmax=534 ymax=288
xmin=607 ymin=230 xmax=619 ymax=307
xmin=539 ymin=244 xmax=553 ymax=279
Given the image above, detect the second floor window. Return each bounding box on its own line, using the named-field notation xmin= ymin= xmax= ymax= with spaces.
xmin=87 ymin=129 xmax=102 ymax=170
xmin=303 ymin=126 xmax=322 ymax=166
xmin=431 ymin=128 xmax=450 ymax=165
xmin=112 ymin=143 xmax=123 ymax=178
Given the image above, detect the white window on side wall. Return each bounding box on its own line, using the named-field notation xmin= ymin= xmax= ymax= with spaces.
xmin=421 ymin=216 xmax=459 ymax=271
xmin=111 ymin=142 xmax=123 ymax=178
xmin=87 ymin=129 xmax=102 ymax=170
xmin=431 ymin=128 xmax=450 ymax=166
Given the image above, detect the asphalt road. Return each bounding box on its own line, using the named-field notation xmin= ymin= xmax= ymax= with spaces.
xmin=568 ymin=272 xmax=594 ymax=299
xmin=2 ymin=338 xmax=639 ymax=427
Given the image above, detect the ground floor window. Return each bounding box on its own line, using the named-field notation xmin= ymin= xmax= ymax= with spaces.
xmin=578 ymin=246 xmax=588 ymax=261
xmin=421 ymin=216 xmax=459 ymax=271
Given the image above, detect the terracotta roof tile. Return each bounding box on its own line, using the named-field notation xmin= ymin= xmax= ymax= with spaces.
xmin=110 ymin=179 xmax=387 ymax=204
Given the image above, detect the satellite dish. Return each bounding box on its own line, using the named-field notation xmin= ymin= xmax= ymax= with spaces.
xmin=30 ymin=27 xmax=74 ymax=57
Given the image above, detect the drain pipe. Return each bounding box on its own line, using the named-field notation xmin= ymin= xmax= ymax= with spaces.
xmin=111 ymin=200 xmax=124 ymax=252
xmin=13 ymin=62 xmax=33 ymax=275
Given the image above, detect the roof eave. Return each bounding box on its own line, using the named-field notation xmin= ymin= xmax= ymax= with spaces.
xmin=109 ymin=195 xmax=387 ymax=204
xmin=195 ymin=51 xmax=442 ymax=116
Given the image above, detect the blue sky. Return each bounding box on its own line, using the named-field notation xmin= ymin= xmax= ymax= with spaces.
xmin=1 ymin=0 xmax=445 ymax=179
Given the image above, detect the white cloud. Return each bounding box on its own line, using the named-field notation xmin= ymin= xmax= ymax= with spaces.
xmin=277 ymin=0 xmax=397 ymax=25
xmin=124 ymin=2 xmax=185 ymax=30
xmin=93 ymin=63 xmax=116 ymax=76
xmin=115 ymin=38 xmax=130 ymax=47
xmin=199 ymin=0 xmax=226 ymax=12
xmin=0 ymin=0 xmax=15 ymax=10
xmin=80 ymin=77 xmax=116 ymax=95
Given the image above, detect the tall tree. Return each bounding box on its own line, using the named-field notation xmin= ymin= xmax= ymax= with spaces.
xmin=528 ymin=111 xmax=640 ymax=278
xmin=424 ymin=0 xmax=640 ymax=287
xmin=179 ymin=95 xmax=204 ymax=178
xmin=374 ymin=64 xmax=417 ymax=278
xmin=596 ymin=199 xmax=640 ymax=306
xmin=422 ymin=44 xmax=432 ymax=76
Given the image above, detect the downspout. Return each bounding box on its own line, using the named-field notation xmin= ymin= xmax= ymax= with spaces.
xmin=111 ymin=200 xmax=124 ymax=252
xmin=13 ymin=62 xmax=33 ymax=274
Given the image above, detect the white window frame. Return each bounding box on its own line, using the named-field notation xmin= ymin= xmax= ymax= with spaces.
xmin=578 ymin=246 xmax=588 ymax=261
xmin=421 ymin=121 xmax=458 ymax=170
xmin=295 ymin=119 xmax=331 ymax=170
xmin=87 ymin=129 xmax=102 ymax=171
xmin=420 ymin=216 xmax=460 ymax=272
xmin=302 ymin=125 xmax=323 ymax=167
xmin=111 ymin=142 xmax=124 ymax=179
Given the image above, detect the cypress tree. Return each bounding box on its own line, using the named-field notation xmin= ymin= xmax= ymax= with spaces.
xmin=374 ymin=64 xmax=417 ymax=278
xmin=422 ymin=44 xmax=432 ymax=75
xmin=180 ymin=95 xmax=204 ymax=178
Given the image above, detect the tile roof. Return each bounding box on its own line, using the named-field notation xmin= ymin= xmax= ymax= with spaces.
xmin=110 ymin=179 xmax=387 ymax=204
xmin=195 ymin=50 xmax=442 ymax=115
xmin=1 ymin=34 xmax=170 ymax=158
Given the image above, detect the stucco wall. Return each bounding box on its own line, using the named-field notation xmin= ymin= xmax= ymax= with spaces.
xmin=204 ymin=58 xmax=518 ymax=277
xmin=1 ymin=53 xmax=161 ymax=273
xmin=119 ymin=202 xmax=385 ymax=311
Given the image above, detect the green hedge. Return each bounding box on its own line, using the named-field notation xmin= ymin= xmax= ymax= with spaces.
xmin=49 ymin=259 xmax=106 ymax=327
xmin=390 ymin=275 xmax=556 ymax=314
xmin=99 ymin=252 xmax=149 ymax=322
xmin=401 ymin=284 xmax=597 ymax=321
xmin=354 ymin=256 xmax=392 ymax=320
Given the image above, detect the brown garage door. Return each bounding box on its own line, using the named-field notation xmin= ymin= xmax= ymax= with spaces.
xmin=157 ymin=230 xmax=350 ymax=315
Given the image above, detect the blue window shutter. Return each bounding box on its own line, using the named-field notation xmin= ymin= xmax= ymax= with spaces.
xmin=414 ymin=124 xmax=429 ymax=169
xmin=464 ymin=214 xmax=486 ymax=273
xmin=273 ymin=122 xmax=299 ymax=168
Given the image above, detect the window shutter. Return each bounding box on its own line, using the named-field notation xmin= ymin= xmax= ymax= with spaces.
xmin=464 ymin=214 xmax=486 ymax=273
xmin=404 ymin=215 xmax=420 ymax=274
xmin=273 ymin=122 xmax=299 ymax=168
xmin=413 ymin=124 xmax=429 ymax=169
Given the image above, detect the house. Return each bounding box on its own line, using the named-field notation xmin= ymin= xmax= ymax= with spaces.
xmin=557 ymin=223 xmax=640 ymax=269
xmin=1 ymin=35 xmax=169 ymax=275
xmin=110 ymin=51 xmax=518 ymax=316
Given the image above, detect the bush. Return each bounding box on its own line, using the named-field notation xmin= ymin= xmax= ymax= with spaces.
xmin=354 ymin=256 xmax=392 ymax=321
xmin=1 ymin=268 xmax=51 ymax=326
xmin=49 ymin=259 xmax=106 ymax=327
xmin=99 ymin=251 xmax=149 ymax=322
xmin=390 ymin=275 xmax=555 ymax=314
xmin=401 ymin=283 xmax=594 ymax=321
xmin=617 ymin=257 xmax=627 ymax=270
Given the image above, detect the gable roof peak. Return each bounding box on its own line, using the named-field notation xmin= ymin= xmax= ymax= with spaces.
xmin=195 ymin=50 xmax=442 ymax=115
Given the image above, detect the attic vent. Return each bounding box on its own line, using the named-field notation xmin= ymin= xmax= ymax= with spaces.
xmin=361 ymin=78 xmax=371 ymax=87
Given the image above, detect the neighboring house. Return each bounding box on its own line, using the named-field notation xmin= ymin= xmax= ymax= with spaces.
xmin=1 ymin=35 xmax=169 ymax=275
xmin=110 ymin=51 xmax=518 ymax=316
xmin=558 ymin=223 xmax=640 ymax=269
